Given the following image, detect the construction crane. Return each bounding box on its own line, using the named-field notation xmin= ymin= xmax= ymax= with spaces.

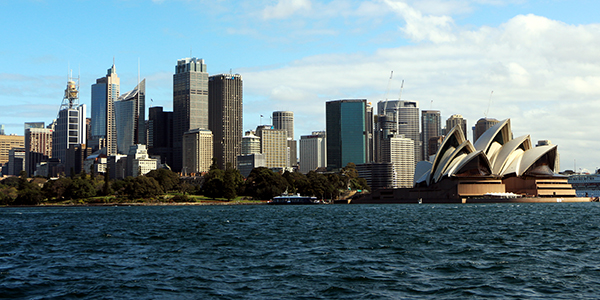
xmin=484 ymin=91 xmax=493 ymax=118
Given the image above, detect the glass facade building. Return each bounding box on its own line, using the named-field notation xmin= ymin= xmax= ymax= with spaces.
xmin=115 ymin=79 xmax=145 ymax=154
xmin=326 ymin=99 xmax=368 ymax=170
xmin=173 ymin=57 xmax=208 ymax=172
xmin=91 ymin=64 xmax=120 ymax=155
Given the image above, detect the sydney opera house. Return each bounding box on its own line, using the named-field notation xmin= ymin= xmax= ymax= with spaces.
xmin=355 ymin=119 xmax=589 ymax=203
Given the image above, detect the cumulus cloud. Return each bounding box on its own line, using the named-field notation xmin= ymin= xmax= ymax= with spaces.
xmin=262 ymin=0 xmax=312 ymax=20
xmin=242 ymin=11 xmax=600 ymax=170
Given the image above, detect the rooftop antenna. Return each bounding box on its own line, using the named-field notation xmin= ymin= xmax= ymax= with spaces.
xmin=484 ymin=91 xmax=493 ymax=118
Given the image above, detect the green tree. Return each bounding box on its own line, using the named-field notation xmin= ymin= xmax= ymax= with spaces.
xmin=123 ymin=176 xmax=163 ymax=199
xmin=202 ymin=168 xmax=225 ymax=199
xmin=223 ymin=167 xmax=244 ymax=200
xmin=146 ymin=168 xmax=180 ymax=192
xmin=42 ymin=177 xmax=73 ymax=200
xmin=13 ymin=171 xmax=43 ymax=205
xmin=65 ymin=177 xmax=97 ymax=199
xmin=243 ymin=167 xmax=287 ymax=200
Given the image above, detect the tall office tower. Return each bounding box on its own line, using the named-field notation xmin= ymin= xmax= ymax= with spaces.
xmin=7 ymin=147 xmax=25 ymax=176
xmin=209 ymin=74 xmax=243 ymax=170
xmin=25 ymin=127 xmax=53 ymax=176
xmin=377 ymin=100 xmax=421 ymax=163
xmin=115 ymin=79 xmax=146 ymax=154
xmin=380 ymin=135 xmax=414 ymax=188
xmin=0 ymin=125 xmax=4 ymax=135
xmin=256 ymin=125 xmax=288 ymax=169
xmin=173 ymin=57 xmax=208 ymax=172
xmin=366 ymin=104 xmax=374 ymax=163
xmin=91 ymin=64 xmax=120 ymax=155
xmin=0 ymin=134 xmax=24 ymax=166
xmin=273 ymin=111 xmax=294 ymax=139
xmin=273 ymin=111 xmax=297 ymax=167
xmin=241 ymin=131 xmax=260 ymax=155
xmin=65 ymin=144 xmax=91 ymax=176
xmin=148 ymin=106 xmax=173 ymax=167
xmin=428 ymin=136 xmax=444 ymax=158
xmin=299 ymin=131 xmax=327 ymax=174
xmin=326 ymin=99 xmax=368 ymax=170
xmin=53 ymin=78 xmax=86 ymax=166
xmin=421 ymin=110 xmax=441 ymax=161
xmin=182 ymin=128 xmax=213 ymax=174
xmin=446 ymin=114 xmax=467 ymax=139
xmin=473 ymin=118 xmax=500 ymax=142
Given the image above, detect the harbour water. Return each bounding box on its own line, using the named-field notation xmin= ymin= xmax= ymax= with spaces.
xmin=2 ymin=203 xmax=600 ymax=299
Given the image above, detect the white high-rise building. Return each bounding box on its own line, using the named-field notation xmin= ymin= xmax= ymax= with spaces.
xmin=182 ymin=128 xmax=213 ymax=174
xmin=299 ymin=131 xmax=326 ymax=174
xmin=380 ymin=135 xmax=414 ymax=188
xmin=377 ymin=100 xmax=421 ymax=163
xmin=53 ymin=78 xmax=86 ymax=169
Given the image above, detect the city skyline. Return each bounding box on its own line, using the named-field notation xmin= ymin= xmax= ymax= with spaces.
xmin=2 ymin=1 xmax=600 ymax=172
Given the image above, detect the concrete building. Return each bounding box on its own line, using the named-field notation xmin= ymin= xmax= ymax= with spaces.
xmin=182 ymin=128 xmax=213 ymax=175
xmin=148 ymin=106 xmax=173 ymax=167
xmin=326 ymin=99 xmax=368 ymax=170
xmin=209 ymin=74 xmax=243 ymax=170
xmin=0 ymin=134 xmax=24 ymax=166
xmin=377 ymin=100 xmax=421 ymax=163
xmin=91 ymin=64 xmax=120 ymax=155
xmin=52 ymin=78 xmax=86 ymax=166
xmin=446 ymin=114 xmax=467 ymax=139
xmin=256 ymin=125 xmax=288 ymax=169
xmin=115 ymin=79 xmax=145 ymax=154
xmin=273 ymin=111 xmax=294 ymax=139
xmin=242 ymin=131 xmax=261 ymax=155
xmin=273 ymin=111 xmax=297 ymax=167
xmin=299 ymin=131 xmax=326 ymax=174
xmin=356 ymin=162 xmax=395 ymax=190
xmin=126 ymin=144 xmax=159 ymax=177
xmin=25 ymin=127 xmax=53 ymax=177
xmin=380 ymin=135 xmax=415 ymax=188
xmin=473 ymin=118 xmax=500 ymax=143
xmin=7 ymin=147 xmax=25 ymax=176
xmin=421 ymin=110 xmax=440 ymax=162
xmin=237 ymin=153 xmax=266 ymax=177
xmin=173 ymin=57 xmax=208 ymax=172
xmin=65 ymin=144 xmax=92 ymax=176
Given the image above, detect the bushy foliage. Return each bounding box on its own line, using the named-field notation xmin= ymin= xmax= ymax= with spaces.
xmin=243 ymin=167 xmax=288 ymax=200
xmin=146 ymin=169 xmax=180 ymax=192
xmin=123 ymin=176 xmax=163 ymax=199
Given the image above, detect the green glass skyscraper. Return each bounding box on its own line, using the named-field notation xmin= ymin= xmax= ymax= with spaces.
xmin=326 ymin=99 xmax=368 ymax=170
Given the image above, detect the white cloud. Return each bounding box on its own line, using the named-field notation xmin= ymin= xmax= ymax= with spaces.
xmin=262 ymin=0 xmax=312 ymax=20
xmin=242 ymin=11 xmax=600 ymax=170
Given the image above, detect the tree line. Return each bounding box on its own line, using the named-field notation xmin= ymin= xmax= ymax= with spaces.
xmin=0 ymin=162 xmax=369 ymax=205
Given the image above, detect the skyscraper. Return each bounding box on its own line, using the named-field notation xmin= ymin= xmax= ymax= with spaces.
xmin=299 ymin=131 xmax=326 ymax=174
xmin=241 ymin=131 xmax=261 ymax=155
xmin=446 ymin=114 xmax=467 ymax=138
xmin=209 ymin=74 xmax=243 ymax=170
xmin=173 ymin=57 xmax=208 ymax=172
xmin=380 ymin=135 xmax=415 ymax=188
xmin=91 ymin=64 xmax=119 ymax=155
xmin=256 ymin=125 xmax=288 ymax=169
xmin=115 ymin=79 xmax=145 ymax=154
xmin=473 ymin=118 xmax=500 ymax=142
xmin=377 ymin=100 xmax=421 ymax=163
xmin=421 ymin=110 xmax=441 ymax=161
xmin=182 ymin=128 xmax=213 ymax=175
xmin=52 ymin=78 xmax=86 ymax=166
xmin=0 ymin=134 xmax=24 ymax=167
xmin=25 ymin=126 xmax=52 ymax=176
xmin=326 ymin=99 xmax=368 ymax=170
xmin=148 ymin=106 xmax=173 ymax=167
xmin=273 ymin=111 xmax=294 ymax=139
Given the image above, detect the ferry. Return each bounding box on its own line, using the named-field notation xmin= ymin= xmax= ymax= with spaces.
xmin=268 ymin=193 xmax=320 ymax=205
xmin=568 ymin=171 xmax=600 ymax=198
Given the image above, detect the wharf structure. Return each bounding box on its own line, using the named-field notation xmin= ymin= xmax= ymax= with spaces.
xmin=353 ymin=119 xmax=588 ymax=204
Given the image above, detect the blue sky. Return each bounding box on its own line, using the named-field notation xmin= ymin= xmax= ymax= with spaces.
xmin=2 ymin=0 xmax=600 ymax=172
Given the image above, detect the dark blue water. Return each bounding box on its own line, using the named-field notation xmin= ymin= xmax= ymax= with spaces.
xmin=2 ymin=203 xmax=600 ymax=299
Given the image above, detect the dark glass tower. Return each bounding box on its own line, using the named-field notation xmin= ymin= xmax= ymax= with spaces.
xmin=172 ymin=58 xmax=208 ymax=172
xmin=326 ymin=99 xmax=368 ymax=170
xmin=208 ymin=74 xmax=243 ymax=170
